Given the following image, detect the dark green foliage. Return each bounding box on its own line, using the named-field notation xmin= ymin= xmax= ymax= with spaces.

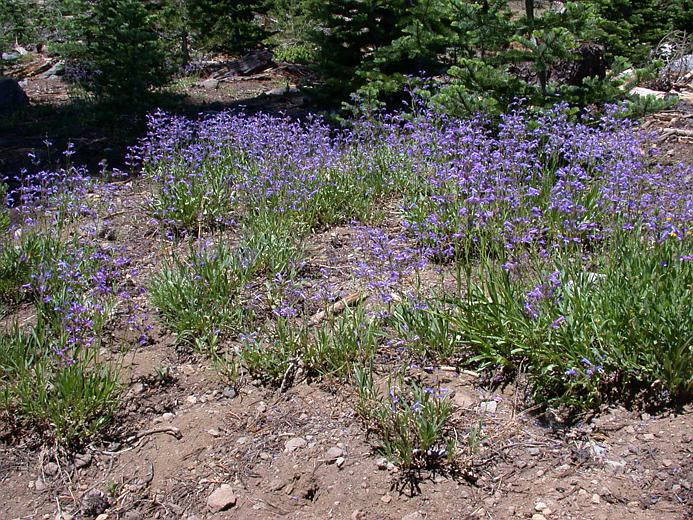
xmin=306 ymin=0 xmax=409 ymax=105
xmin=183 ymin=0 xmax=268 ymax=55
xmin=587 ymin=0 xmax=693 ymax=64
xmin=74 ymin=0 xmax=172 ymax=104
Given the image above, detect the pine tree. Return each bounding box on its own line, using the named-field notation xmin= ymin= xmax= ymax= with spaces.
xmin=77 ymin=0 xmax=172 ymax=104
xmin=183 ymin=0 xmax=269 ymax=55
xmin=306 ymin=0 xmax=408 ymax=105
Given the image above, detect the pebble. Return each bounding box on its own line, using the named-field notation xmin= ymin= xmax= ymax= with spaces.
xmin=207 ymin=484 xmax=237 ymax=512
xmin=376 ymin=457 xmax=388 ymax=469
xmin=284 ymin=437 xmax=307 ymax=453
xmin=326 ymin=447 xmax=343 ymax=461
xmin=381 ymin=494 xmax=392 ymax=503
xmin=528 ymin=447 xmax=541 ymax=456
xmin=74 ymin=453 xmax=92 ymax=469
xmin=95 ymin=515 xmax=108 ymax=520
xmin=186 ymin=395 xmax=197 ymax=404
xmin=44 ymin=462 xmax=59 ymax=477
xmin=479 ymin=400 xmax=498 ymax=414
xmin=351 ymin=511 xmax=366 ymax=520
xmin=55 ymin=514 xmax=73 ymax=520
xmin=662 ymin=459 xmax=673 ymax=468
xmin=35 ymin=479 xmax=47 ymax=491
xmin=535 ymin=502 xmax=547 ymax=511
xmin=401 ymin=512 xmax=425 ymax=520
xmin=604 ymin=460 xmax=626 ymax=475
xmin=162 ymin=412 xmax=174 ymax=421
xmin=222 ymin=386 xmax=237 ymax=398
xmin=591 ymin=494 xmax=601 ymax=504
xmin=531 ymin=515 xmax=546 ymax=520
xmin=642 ymin=433 xmax=655 ymax=441
xmin=207 ymin=428 xmax=222 ymax=437
xmin=336 ymin=456 xmax=346 ymax=468
xmin=627 ymin=501 xmax=640 ymax=511
xmin=269 ymin=478 xmax=285 ymax=491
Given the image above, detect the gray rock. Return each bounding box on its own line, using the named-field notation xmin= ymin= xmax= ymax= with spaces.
xmin=604 ymin=460 xmax=626 ymax=475
xmin=402 ymin=512 xmax=425 ymax=520
xmin=201 ymin=78 xmax=219 ymax=90
xmin=43 ymin=462 xmax=59 ymax=477
xmin=665 ymin=54 xmax=693 ymax=74
xmin=326 ymin=446 xmax=343 ymax=461
xmin=207 ymin=484 xmax=237 ymax=512
xmin=528 ymin=447 xmax=541 ymax=456
xmin=81 ymin=490 xmax=109 ymax=517
xmin=267 ymin=85 xmax=299 ymax=96
xmin=0 ymin=77 xmax=29 ymax=113
xmin=336 ymin=456 xmax=345 ymax=468
xmin=284 ymin=437 xmax=307 ymax=453
xmin=376 ymin=457 xmax=388 ymax=470
xmin=39 ymin=62 xmax=64 ymax=79
xmin=2 ymin=52 xmax=20 ymax=60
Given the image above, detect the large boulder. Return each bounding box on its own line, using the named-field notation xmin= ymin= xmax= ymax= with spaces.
xmin=0 ymin=77 xmax=29 ymax=112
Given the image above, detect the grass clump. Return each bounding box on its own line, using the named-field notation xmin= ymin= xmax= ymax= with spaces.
xmin=149 ymin=242 xmax=254 ymax=351
xmin=0 ymin=324 xmax=120 ymax=445
xmin=354 ymin=367 xmax=459 ymax=472
xmin=446 ymin=233 xmax=693 ymax=411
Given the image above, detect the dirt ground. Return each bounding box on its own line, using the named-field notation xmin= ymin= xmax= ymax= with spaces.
xmin=1 ymin=56 xmax=693 ymax=520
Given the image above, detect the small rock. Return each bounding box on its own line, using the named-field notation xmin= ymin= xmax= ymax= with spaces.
xmin=35 ymin=479 xmax=47 ymax=491
xmin=516 ymin=460 xmax=528 ymax=469
xmin=237 ymin=436 xmax=248 ymax=445
xmin=285 ymin=437 xmax=307 ymax=453
xmin=326 ymin=447 xmax=343 ymax=461
xmin=401 ymin=512 xmax=425 ymax=520
xmin=201 ymin=78 xmax=219 ymax=90
xmin=381 ymin=494 xmax=392 ymax=503
xmin=604 ymin=460 xmax=626 ymax=475
xmin=74 ymin=452 xmax=92 ymax=469
xmin=591 ymin=493 xmax=601 ymax=504
xmin=627 ymin=501 xmax=640 ymax=511
xmin=44 ymin=462 xmax=59 ymax=477
xmin=207 ymin=428 xmax=222 ymax=437
xmin=528 ymin=447 xmax=541 ymax=456
xmin=479 ymin=400 xmax=498 ymax=414
xmin=662 ymin=459 xmax=673 ymax=468
xmin=531 ymin=515 xmax=546 ymax=520
xmin=55 ymin=514 xmax=73 ymax=520
xmin=336 ymin=456 xmax=345 ymax=468
xmin=207 ymin=484 xmax=237 ymax=512
xmin=81 ymin=490 xmax=109 ymax=517
xmin=535 ymin=502 xmax=547 ymax=511
xmin=269 ymin=478 xmax=285 ymax=491
xmin=257 ymin=401 xmax=267 ymax=413
xmin=186 ymin=395 xmax=197 ymax=404
xmin=131 ymin=383 xmax=145 ymax=395
xmin=162 ymin=412 xmax=174 ymax=421
xmin=376 ymin=457 xmax=388 ymax=470
xmin=351 ymin=511 xmax=366 ymax=520
xmin=642 ymin=433 xmax=655 ymax=441
xmin=682 ymin=433 xmax=691 ymax=443
xmin=222 ymin=386 xmax=237 ymax=398
xmin=259 ymin=452 xmax=271 ymax=460
xmin=95 ymin=514 xmax=108 ymax=520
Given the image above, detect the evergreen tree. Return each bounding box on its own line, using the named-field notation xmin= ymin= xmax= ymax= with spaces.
xmin=76 ymin=0 xmax=172 ymax=104
xmin=183 ymin=0 xmax=269 ymax=55
xmin=306 ymin=0 xmax=408 ymax=105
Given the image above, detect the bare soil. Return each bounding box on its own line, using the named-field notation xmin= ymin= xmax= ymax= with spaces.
xmin=1 ymin=58 xmax=693 ymax=520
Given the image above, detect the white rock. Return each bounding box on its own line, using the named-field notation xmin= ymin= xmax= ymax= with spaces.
xmin=479 ymin=400 xmax=498 ymax=414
